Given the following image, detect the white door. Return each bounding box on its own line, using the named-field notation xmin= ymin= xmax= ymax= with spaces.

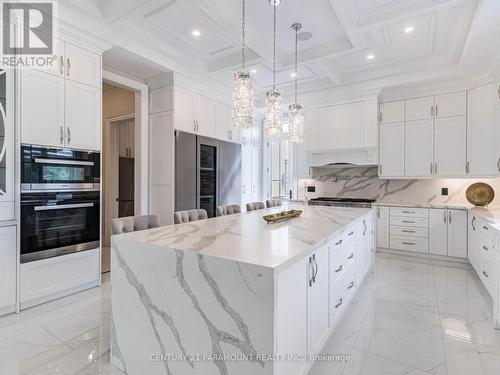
xmin=379 ymin=122 xmax=404 ymax=177
xmin=308 ymin=245 xmax=329 ymax=354
xmin=276 ymin=256 xmax=307 ymax=375
xmin=241 ymin=146 xmax=252 ymax=208
xmin=65 ymin=80 xmax=101 ymax=150
xmin=0 ymin=226 xmax=16 ymax=310
xmin=252 ymin=121 xmax=263 ymax=149
xmin=251 ymin=149 xmax=262 ymax=202
xmin=405 ymin=119 xmax=434 ymax=177
xmin=434 ymin=116 xmax=466 ymax=176
xmin=467 ymin=83 xmax=495 ymax=176
xmin=435 ymin=92 xmax=466 ymax=118
xmin=20 ymin=69 xmax=65 ymax=147
xmin=379 ymin=100 xmax=404 ymax=124
xmin=173 ymin=86 xmax=195 ymax=134
xmin=376 ymin=206 xmax=390 ymax=249
xmin=194 ymin=95 xmax=217 ymax=138
xmin=64 ymin=42 xmax=101 ymax=88
xmin=406 ymin=96 xmax=434 ymax=121
xmin=448 ymin=210 xmax=467 ymax=258
xmin=127 ymin=121 xmax=135 ymax=157
xmin=429 ymin=209 xmax=448 ymax=256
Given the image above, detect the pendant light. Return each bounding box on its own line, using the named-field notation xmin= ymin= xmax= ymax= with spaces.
xmin=265 ymin=0 xmax=283 ymax=137
xmin=232 ymin=0 xmax=254 ymax=129
xmin=288 ymin=23 xmax=304 ymax=143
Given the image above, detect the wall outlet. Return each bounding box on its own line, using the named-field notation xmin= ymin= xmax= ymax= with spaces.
xmin=441 ymin=188 xmax=448 ymax=196
xmin=307 ymin=186 xmax=316 ymax=193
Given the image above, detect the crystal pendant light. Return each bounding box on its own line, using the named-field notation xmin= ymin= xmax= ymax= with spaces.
xmin=265 ymin=0 xmax=283 ymax=137
xmin=288 ymin=23 xmax=304 ymax=143
xmin=232 ymin=0 xmax=254 ymax=128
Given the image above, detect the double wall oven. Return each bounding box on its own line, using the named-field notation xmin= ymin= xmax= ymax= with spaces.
xmin=20 ymin=145 xmax=101 ymax=263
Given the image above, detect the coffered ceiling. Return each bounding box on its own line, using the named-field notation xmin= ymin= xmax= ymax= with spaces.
xmin=58 ymin=0 xmax=500 ymax=99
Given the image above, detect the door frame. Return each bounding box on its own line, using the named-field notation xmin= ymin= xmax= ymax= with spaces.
xmin=102 ymin=70 xmax=149 ymax=215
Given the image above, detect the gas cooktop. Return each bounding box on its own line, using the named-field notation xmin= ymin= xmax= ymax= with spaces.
xmin=308 ymin=197 xmax=376 ymax=208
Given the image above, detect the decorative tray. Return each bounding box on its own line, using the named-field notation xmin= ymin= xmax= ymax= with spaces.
xmin=263 ymin=209 xmax=303 ymax=223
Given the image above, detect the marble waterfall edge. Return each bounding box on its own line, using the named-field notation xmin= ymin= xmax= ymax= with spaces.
xmin=110 ymin=236 xmax=274 ymax=375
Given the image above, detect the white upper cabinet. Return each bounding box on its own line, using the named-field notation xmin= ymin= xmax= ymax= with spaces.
xmin=194 ymin=94 xmax=216 ymax=138
xmin=434 ymin=92 xmax=466 ymax=118
xmin=216 ymin=104 xmax=238 ymax=143
xmin=21 ymin=69 xmax=65 ymax=147
xmin=406 ymin=96 xmax=434 ymax=121
xmin=467 ymin=83 xmax=496 ymax=176
xmin=405 ymin=119 xmax=433 ymax=177
xmin=308 ymin=100 xmax=377 ymax=152
xmin=173 ymin=86 xmax=195 ymax=134
xmin=379 ymin=122 xmax=404 ymax=177
xmin=64 ymin=43 xmax=101 ymax=88
xmin=379 ymin=100 xmax=404 ymax=123
xmin=434 ymin=116 xmax=466 ymax=176
xmin=65 ymin=80 xmax=101 ymax=150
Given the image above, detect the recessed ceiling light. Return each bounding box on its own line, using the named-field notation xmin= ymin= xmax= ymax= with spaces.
xmin=290 ymin=72 xmax=297 ymax=78
xmin=251 ymin=69 xmax=257 ymax=74
xmin=366 ymin=54 xmax=375 ymax=60
xmin=404 ymin=26 xmax=414 ymax=33
xmin=269 ymin=0 xmax=281 ymax=5
xmin=192 ymin=30 xmax=201 ymax=37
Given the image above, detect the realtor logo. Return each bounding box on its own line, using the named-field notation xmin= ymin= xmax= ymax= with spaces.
xmin=3 ymin=2 xmax=53 ymax=54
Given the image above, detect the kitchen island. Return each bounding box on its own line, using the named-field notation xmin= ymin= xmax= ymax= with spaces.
xmin=110 ymin=203 xmax=374 ymax=375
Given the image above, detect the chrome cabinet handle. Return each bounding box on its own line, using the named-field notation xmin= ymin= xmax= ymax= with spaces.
xmin=348 ymin=231 xmax=354 ymax=236
xmin=363 ymin=219 xmax=367 ymax=235
xmin=193 ymin=121 xmax=197 ymax=132
xmin=402 ymin=220 xmax=415 ymax=223
xmin=312 ymin=254 xmax=318 ymax=284
xmin=497 ymin=158 xmax=500 ymax=172
xmin=431 ymin=105 xmax=434 ymax=117
xmin=379 ymin=164 xmax=382 ymax=175
xmin=402 ymin=230 xmax=415 ymax=233
xmin=335 ymin=239 xmax=343 ymax=246
xmin=377 ymin=207 xmax=380 ymax=218
xmin=34 ymin=203 xmax=94 ymax=211
xmin=335 ymin=298 xmax=343 ymax=309
xmin=482 ymin=245 xmax=489 ymax=251
xmin=335 ymin=265 xmax=343 ymax=273
xmin=435 ymin=105 xmax=438 ymax=117
xmin=402 ymin=210 xmax=415 ymax=214
xmin=67 ymin=127 xmax=71 ymax=144
xmin=483 ymin=226 xmax=489 ymax=231
xmin=443 ymin=211 xmax=447 ymax=223
xmin=348 ymin=281 xmax=354 ymax=290
xmin=402 ymin=242 xmax=415 ymax=245
xmin=448 ymin=211 xmax=451 ymax=224
xmin=59 ymin=126 xmax=64 ymax=144
xmin=472 ymin=217 xmax=476 ymax=231
xmin=483 ymin=271 xmax=489 ymax=278
xmin=59 ymin=56 xmax=64 ymax=75
xmin=66 ymin=58 xmax=70 ymax=76
xmin=466 ymin=161 xmax=470 ymax=174
xmin=348 ymin=253 xmax=354 ymax=260
xmin=309 ymin=257 xmax=314 ymax=287
xmin=434 ymin=162 xmax=438 ymax=174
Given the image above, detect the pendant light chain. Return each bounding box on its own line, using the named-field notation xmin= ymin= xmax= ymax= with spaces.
xmin=273 ymin=2 xmax=276 ymax=90
xmin=242 ymin=0 xmax=246 ymax=71
xmin=294 ymin=25 xmax=298 ymax=104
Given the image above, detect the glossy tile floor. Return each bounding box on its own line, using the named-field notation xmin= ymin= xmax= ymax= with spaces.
xmin=1 ymin=253 xmax=499 ymax=375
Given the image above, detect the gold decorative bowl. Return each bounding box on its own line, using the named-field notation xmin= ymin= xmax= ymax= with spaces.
xmin=263 ymin=210 xmax=303 ymax=223
xmin=466 ymin=183 xmax=495 ymax=207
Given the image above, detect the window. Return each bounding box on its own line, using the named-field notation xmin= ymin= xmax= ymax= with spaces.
xmin=271 ymin=139 xmax=290 ymax=198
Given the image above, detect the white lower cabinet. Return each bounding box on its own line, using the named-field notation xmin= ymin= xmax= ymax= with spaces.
xmin=276 ymin=213 xmax=373 ymax=375
xmin=429 ymin=209 xmax=467 ymax=258
xmin=307 ymin=244 xmax=330 ymax=355
xmin=376 ymin=206 xmax=390 ymax=248
xmin=20 ymin=249 xmax=100 ymax=309
xmin=0 ymin=226 xmax=16 ymax=314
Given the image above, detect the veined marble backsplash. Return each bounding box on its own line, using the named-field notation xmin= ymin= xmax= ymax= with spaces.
xmin=297 ymin=166 xmax=500 ymax=206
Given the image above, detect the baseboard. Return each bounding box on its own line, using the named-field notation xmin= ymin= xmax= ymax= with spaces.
xmin=0 ymin=304 xmax=16 ymax=317
xmin=377 ymin=248 xmax=470 ymax=267
xmin=20 ymin=280 xmax=99 ymax=310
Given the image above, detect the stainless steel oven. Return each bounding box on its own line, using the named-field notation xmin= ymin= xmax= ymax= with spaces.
xmin=20 ymin=191 xmax=100 ymax=263
xmin=21 ymin=145 xmax=100 ymax=192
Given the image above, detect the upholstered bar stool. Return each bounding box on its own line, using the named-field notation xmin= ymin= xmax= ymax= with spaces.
xmin=111 ymin=214 xmax=160 ymax=235
xmin=216 ymin=205 xmax=241 ymax=217
xmin=266 ymin=199 xmax=282 ymax=208
xmin=246 ymin=202 xmax=266 ymax=212
xmin=173 ymin=209 xmax=208 ymax=224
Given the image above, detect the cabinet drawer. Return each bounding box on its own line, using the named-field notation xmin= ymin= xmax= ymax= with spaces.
xmin=330 ymin=234 xmax=346 ymax=256
xmin=479 ymin=262 xmax=494 ymax=297
xmin=390 ymin=207 xmax=429 ymax=218
xmin=480 ymin=222 xmax=494 ymax=240
xmin=479 ymin=234 xmax=494 ymax=265
xmin=390 ymin=216 xmax=428 ymax=228
xmin=390 ymin=226 xmax=428 ymax=238
xmin=331 ymin=268 xmax=353 ymax=323
xmin=390 ymin=235 xmax=429 ymax=253
xmin=331 ymin=247 xmax=346 ymax=282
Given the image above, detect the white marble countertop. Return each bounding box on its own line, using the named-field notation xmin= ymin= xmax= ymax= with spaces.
xmin=373 ymin=201 xmax=471 ymax=210
xmin=114 ymin=203 xmax=371 ymax=270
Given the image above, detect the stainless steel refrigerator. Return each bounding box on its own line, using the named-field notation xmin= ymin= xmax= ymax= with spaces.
xmin=175 ymin=131 xmax=241 ymax=218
